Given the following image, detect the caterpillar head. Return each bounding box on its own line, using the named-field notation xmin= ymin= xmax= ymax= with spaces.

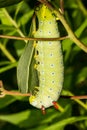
xmin=35 ymin=4 xmax=54 ymax=21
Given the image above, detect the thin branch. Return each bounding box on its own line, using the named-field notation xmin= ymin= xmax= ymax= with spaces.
xmin=0 ymin=80 xmax=31 ymax=97
xmin=1 ymin=80 xmax=87 ymax=99
xmin=60 ymin=0 xmax=64 ymax=14
xmin=0 ymin=35 xmax=69 ymax=41
xmin=62 ymin=90 xmax=87 ymax=110
xmin=61 ymin=95 xmax=87 ymax=100
xmin=71 ymin=95 xmax=87 ymax=100
xmin=0 ymin=80 xmax=87 ymax=110
xmin=4 ymin=90 xmax=31 ymax=97
xmin=0 ymin=62 xmax=17 ymax=73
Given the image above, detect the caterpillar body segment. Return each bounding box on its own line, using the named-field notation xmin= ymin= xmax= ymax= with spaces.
xmin=29 ymin=4 xmax=64 ymax=109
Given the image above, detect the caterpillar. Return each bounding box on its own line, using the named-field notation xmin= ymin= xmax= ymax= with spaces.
xmin=17 ymin=3 xmax=64 ymax=111
xmin=29 ymin=4 xmax=64 ymax=109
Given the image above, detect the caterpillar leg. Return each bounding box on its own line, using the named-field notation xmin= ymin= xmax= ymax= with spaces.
xmin=41 ymin=102 xmax=59 ymax=114
xmin=52 ymin=101 xmax=59 ymax=110
xmin=41 ymin=105 xmax=46 ymax=115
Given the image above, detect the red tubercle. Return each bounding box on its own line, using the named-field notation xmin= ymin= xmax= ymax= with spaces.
xmin=52 ymin=101 xmax=59 ymax=110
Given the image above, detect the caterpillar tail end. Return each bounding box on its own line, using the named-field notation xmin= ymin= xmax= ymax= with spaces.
xmin=52 ymin=101 xmax=59 ymax=110
xmin=41 ymin=105 xmax=46 ymax=115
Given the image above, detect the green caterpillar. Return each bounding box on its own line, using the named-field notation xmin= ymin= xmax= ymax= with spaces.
xmin=17 ymin=4 xmax=64 ymax=110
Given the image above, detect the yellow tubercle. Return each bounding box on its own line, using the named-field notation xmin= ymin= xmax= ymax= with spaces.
xmin=56 ymin=17 xmax=59 ymax=21
xmin=33 ymin=42 xmax=37 ymax=48
xmin=34 ymin=64 xmax=38 ymax=69
xmin=53 ymin=10 xmax=59 ymax=21
xmin=29 ymin=95 xmax=36 ymax=103
xmin=34 ymin=54 xmax=38 ymax=59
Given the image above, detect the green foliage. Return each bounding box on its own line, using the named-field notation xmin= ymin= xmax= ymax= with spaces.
xmin=0 ymin=0 xmax=22 ymax=8
xmin=0 ymin=0 xmax=87 ymax=130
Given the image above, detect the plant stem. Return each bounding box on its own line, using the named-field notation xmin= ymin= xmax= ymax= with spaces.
xmin=0 ymin=43 xmax=16 ymax=63
xmin=53 ymin=10 xmax=87 ymax=53
xmin=0 ymin=35 xmax=69 ymax=41
xmin=0 ymin=62 xmax=17 ymax=73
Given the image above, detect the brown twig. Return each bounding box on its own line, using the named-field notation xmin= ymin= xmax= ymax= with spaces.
xmin=60 ymin=0 xmax=64 ymax=14
xmin=61 ymin=95 xmax=87 ymax=100
xmin=0 ymin=80 xmax=87 ymax=99
xmin=0 ymin=35 xmax=69 ymax=41
xmin=4 ymin=90 xmax=31 ymax=97
xmin=0 ymin=80 xmax=31 ymax=97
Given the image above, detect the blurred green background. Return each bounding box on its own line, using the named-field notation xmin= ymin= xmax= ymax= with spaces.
xmin=0 ymin=0 xmax=87 ymax=130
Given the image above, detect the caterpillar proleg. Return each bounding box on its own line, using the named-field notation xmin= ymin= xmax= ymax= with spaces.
xmin=29 ymin=4 xmax=64 ymax=109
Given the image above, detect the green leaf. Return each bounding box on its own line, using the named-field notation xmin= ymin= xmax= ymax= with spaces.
xmin=0 ymin=105 xmax=86 ymax=130
xmin=0 ymin=105 xmax=70 ymax=127
xmin=0 ymin=110 xmax=31 ymax=125
xmin=18 ymin=10 xmax=34 ymax=26
xmin=0 ymin=96 xmax=16 ymax=109
xmin=76 ymin=67 xmax=87 ymax=84
xmin=43 ymin=116 xmax=87 ymax=130
xmin=0 ymin=0 xmax=22 ymax=8
xmin=17 ymin=15 xmax=39 ymax=93
xmin=17 ymin=40 xmax=39 ymax=93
